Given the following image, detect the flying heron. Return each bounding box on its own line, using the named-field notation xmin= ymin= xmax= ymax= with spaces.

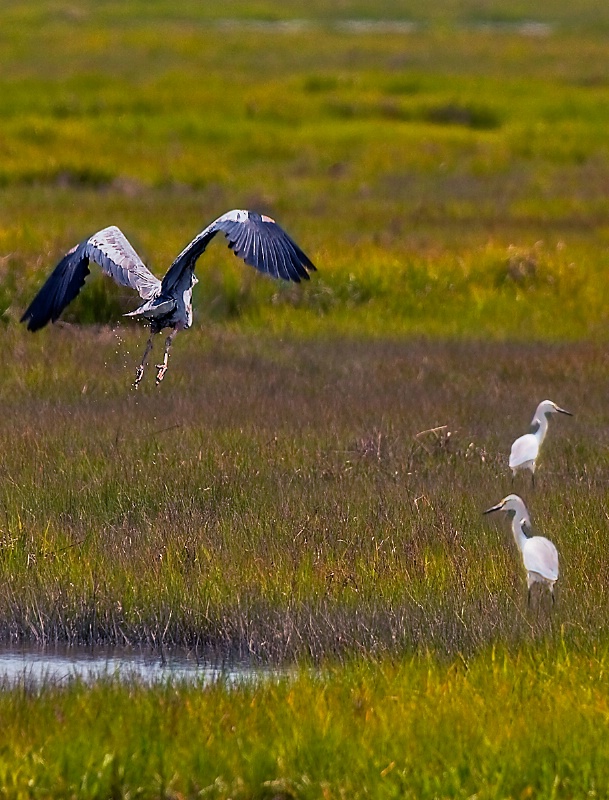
xmin=21 ymin=210 xmax=316 ymax=386
xmin=483 ymin=493 xmax=559 ymax=605
xmin=509 ymin=400 xmax=572 ymax=485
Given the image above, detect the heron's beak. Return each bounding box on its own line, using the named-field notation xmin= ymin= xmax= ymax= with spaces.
xmin=483 ymin=502 xmax=503 ymax=515
xmin=556 ymin=406 xmax=573 ymax=416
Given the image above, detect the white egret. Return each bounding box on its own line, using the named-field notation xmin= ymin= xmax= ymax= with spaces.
xmin=509 ymin=400 xmax=572 ymax=485
xmin=483 ymin=493 xmax=559 ymax=605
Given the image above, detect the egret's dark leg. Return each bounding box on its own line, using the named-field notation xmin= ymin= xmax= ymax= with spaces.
xmin=527 ymin=587 xmax=532 ymax=608
xmin=531 ymin=471 xmax=536 ymax=489
xmin=156 ymin=327 xmax=178 ymax=385
xmin=134 ymin=334 xmax=154 ymax=389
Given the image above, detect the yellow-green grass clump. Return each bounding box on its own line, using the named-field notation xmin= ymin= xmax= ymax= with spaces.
xmin=2 ymin=649 xmax=609 ymax=798
xmin=3 ymin=4 xmax=609 ymax=339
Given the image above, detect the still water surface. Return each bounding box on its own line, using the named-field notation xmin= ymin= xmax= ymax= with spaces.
xmin=0 ymin=644 xmax=267 ymax=686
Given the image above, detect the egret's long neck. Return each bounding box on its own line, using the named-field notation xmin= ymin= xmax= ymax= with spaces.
xmin=510 ymin=514 xmax=528 ymax=553
xmin=532 ymin=413 xmax=549 ymax=446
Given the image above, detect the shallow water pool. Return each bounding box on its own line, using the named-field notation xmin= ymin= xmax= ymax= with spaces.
xmin=0 ymin=644 xmax=268 ymax=686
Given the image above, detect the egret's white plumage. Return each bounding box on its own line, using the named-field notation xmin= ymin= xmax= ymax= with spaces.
xmin=483 ymin=493 xmax=559 ymax=603
xmin=509 ymin=400 xmax=572 ymax=484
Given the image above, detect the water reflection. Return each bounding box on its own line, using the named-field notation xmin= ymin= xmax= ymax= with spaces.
xmin=0 ymin=644 xmax=267 ymax=686
xmin=211 ymin=19 xmax=553 ymax=37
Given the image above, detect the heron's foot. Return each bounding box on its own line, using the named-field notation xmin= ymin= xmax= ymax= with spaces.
xmin=155 ymin=363 xmax=168 ymax=385
xmin=134 ymin=365 xmax=145 ymax=389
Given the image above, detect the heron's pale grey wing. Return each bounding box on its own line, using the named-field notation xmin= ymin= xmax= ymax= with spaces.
xmin=161 ymin=209 xmax=316 ymax=294
xmin=85 ymin=227 xmax=161 ymax=301
xmin=21 ymin=226 xmax=161 ymax=332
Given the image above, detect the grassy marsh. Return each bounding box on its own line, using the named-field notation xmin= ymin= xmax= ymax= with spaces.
xmin=3 ymin=2 xmax=609 ymax=796
xmin=3 ymin=650 xmax=609 ymax=798
xmin=3 ymin=4 xmax=609 ymax=339
xmin=0 ymin=331 xmax=604 ymax=659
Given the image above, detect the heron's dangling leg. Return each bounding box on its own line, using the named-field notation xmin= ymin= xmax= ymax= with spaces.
xmin=134 ymin=334 xmax=155 ymax=389
xmin=155 ymin=327 xmax=178 ymax=385
xmin=527 ymin=586 xmax=532 ymax=608
xmin=531 ymin=471 xmax=536 ymax=490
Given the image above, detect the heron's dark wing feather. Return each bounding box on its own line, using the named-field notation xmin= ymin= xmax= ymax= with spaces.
xmin=21 ymin=243 xmax=90 ymax=332
xmin=223 ymin=211 xmax=315 ymax=282
xmin=161 ymin=209 xmax=316 ymax=293
xmin=21 ymin=226 xmax=161 ymax=332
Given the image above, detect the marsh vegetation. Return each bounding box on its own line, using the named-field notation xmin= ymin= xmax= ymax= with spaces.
xmin=2 ymin=1 xmax=609 ymax=796
xmin=0 ymin=332 xmax=605 ymax=662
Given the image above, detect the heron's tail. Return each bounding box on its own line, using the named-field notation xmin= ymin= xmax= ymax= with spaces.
xmin=124 ymin=297 xmax=175 ymax=318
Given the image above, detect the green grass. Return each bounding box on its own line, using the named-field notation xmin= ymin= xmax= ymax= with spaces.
xmin=3 ymin=4 xmax=609 ymax=339
xmin=3 ymin=2 xmax=609 ymax=795
xmin=2 ymin=649 xmax=609 ymax=798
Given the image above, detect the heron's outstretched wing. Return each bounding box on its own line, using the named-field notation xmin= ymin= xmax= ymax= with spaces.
xmin=523 ymin=537 xmax=559 ymax=581
xmin=161 ymin=209 xmax=316 ymax=294
xmin=509 ymin=433 xmax=539 ymax=468
xmin=21 ymin=226 xmax=161 ymax=332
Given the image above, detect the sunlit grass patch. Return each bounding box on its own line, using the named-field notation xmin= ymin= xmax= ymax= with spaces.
xmin=1 ymin=648 xmax=609 ymax=796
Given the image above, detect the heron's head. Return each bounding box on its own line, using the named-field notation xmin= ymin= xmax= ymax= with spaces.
xmin=483 ymin=493 xmax=528 ymax=518
xmin=536 ymin=399 xmax=573 ymax=420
